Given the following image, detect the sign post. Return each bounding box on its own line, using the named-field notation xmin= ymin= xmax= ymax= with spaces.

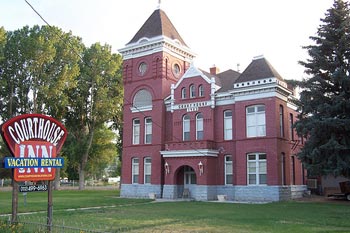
xmin=47 ymin=180 xmax=53 ymax=232
xmin=1 ymin=114 xmax=67 ymax=231
xmin=11 ymin=179 xmax=18 ymax=223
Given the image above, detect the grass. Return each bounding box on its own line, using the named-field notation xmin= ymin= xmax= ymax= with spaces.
xmin=1 ymin=189 xmax=350 ymax=232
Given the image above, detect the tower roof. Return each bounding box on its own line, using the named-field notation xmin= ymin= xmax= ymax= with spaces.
xmin=236 ymin=56 xmax=283 ymax=83
xmin=127 ymin=9 xmax=187 ymax=46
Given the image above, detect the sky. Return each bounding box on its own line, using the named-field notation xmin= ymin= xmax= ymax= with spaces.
xmin=0 ymin=0 xmax=335 ymax=81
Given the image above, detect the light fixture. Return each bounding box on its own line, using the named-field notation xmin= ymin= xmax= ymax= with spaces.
xmin=164 ymin=162 xmax=170 ymax=175
xmin=198 ymin=161 xmax=204 ymax=176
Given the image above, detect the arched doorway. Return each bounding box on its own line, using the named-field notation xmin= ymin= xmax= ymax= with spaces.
xmin=176 ymin=165 xmax=197 ymax=198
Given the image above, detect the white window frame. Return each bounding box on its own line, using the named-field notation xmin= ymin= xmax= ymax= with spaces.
xmin=133 ymin=89 xmax=152 ymax=110
xmin=225 ymin=155 xmax=233 ymax=185
xmin=183 ymin=115 xmax=190 ymax=141
xmin=279 ymin=105 xmax=284 ymax=137
xmin=247 ymin=153 xmax=267 ymax=185
xmin=144 ymin=117 xmax=152 ymax=144
xmin=246 ymin=105 xmax=266 ymax=137
xmin=181 ymin=87 xmax=186 ymax=99
xmin=289 ymin=113 xmax=294 ymax=141
xmin=132 ymin=158 xmax=139 ymax=184
xmin=196 ymin=113 xmax=203 ymax=140
xmin=144 ymin=157 xmax=151 ymax=184
xmin=184 ymin=166 xmax=196 ymax=184
xmin=190 ymin=84 xmax=195 ymax=98
xmin=224 ymin=110 xmax=233 ymax=140
xmin=198 ymin=85 xmax=204 ymax=97
xmin=132 ymin=118 xmax=140 ymax=144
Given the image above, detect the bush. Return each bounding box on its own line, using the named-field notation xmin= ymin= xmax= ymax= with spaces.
xmin=0 ymin=219 xmax=24 ymax=233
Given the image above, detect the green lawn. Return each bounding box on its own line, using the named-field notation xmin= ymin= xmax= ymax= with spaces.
xmin=0 ymin=189 xmax=349 ymax=232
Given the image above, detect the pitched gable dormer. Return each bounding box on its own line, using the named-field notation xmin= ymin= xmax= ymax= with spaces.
xmin=169 ymin=64 xmax=219 ymax=112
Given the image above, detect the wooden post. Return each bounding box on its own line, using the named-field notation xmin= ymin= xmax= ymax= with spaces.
xmin=47 ymin=181 xmax=53 ymax=233
xmin=11 ymin=179 xmax=18 ymax=224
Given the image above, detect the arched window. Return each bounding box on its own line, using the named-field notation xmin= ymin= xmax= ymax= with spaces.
xmin=132 ymin=118 xmax=140 ymax=145
xmin=279 ymin=105 xmax=284 ymax=137
xmin=181 ymin=87 xmax=186 ymax=99
xmin=183 ymin=115 xmax=190 ymax=141
xmin=196 ymin=113 xmax=203 ymax=140
xmin=198 ymin=85 xmax=204 ymax=97
xmin=133 ymin=89 xmax=152 ymax=111
xmin=224 ymin=110 xmax=232 ymax=140
xmin=190 ymin=84 xmax=195 ymax=98
xmin=289 ymin=113 xmax=294 ymax=141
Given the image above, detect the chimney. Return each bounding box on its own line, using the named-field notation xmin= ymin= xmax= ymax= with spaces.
xmin=210 ymin=65 xmax=220 ymax=75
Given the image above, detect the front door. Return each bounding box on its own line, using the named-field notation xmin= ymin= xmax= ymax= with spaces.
xmin=183 ymin=166 xmax=196 ymax=198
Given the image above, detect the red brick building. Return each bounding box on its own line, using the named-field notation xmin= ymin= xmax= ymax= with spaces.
xmin=119 ymin=8 xmax=306 ymax=201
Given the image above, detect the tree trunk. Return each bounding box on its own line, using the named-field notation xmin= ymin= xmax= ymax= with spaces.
xmin=79 ymin=166 xmax=85 ymax=190
xmin=53 ymin=169 xmax=61 ymax=190
xmin=78 ymin=126 xmax=95 ymax=190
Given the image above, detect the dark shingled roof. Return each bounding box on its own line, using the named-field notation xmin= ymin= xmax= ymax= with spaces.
xmin=217 ymin=69 xmax=241 ymax=92
xmin=235 ymin=57 xmax=283 ymax=83
xmin=127 ymin=9 xmax=187 ymax=46
xmin=200 ymin=69 xmax=222 ymax=87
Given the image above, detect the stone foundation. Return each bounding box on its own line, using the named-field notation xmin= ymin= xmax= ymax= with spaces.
xmin=121 ymin=184 xmax=307 ymax=202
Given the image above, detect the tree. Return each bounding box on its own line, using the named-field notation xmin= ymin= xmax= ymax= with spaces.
xmin=0 ymin=137 xmax=12 ymax=179
xmin=0 ymin=25 xmax=82 ymax=120
xmin=295 ymin=0 xmax=350 ymax=178
xmin=0 ymin=27 xmax=9 ymax=176
xmin=65 ymin=42 xmax=123 ymax=189
xmin=86 ymin=125 xmax=118 ymax=180
xmin=0 ymin=27 xmax=5 ymax=67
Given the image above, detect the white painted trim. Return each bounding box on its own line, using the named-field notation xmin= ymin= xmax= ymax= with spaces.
xmin=235 ymin=90 xmax=276 ymax=102
xmin=131 ymin=106 xmax=152 ymax=113
xmin=174 ymin=63 xmax=212 ymax=89
xmin=161 ymin=149 xmax=218 ymax=157
xmin=173 ymin=101 xmax=211 ymax=112
xmin=216 ymin=98 xmax=235 ymax=106
xmin=287 ymin=102 xmax=298 ymax=111
xmin=119 ymin=36 xmax=196 ymax=61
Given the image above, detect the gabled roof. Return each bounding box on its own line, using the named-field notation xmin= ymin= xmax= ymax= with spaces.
xmin=235 ymin=56 xmax=283 ymax=83
xmin=174 ymin=64 xmax=212 ymax=89
xmin=200 ymin=69 xmax=222 ymax=87
xmin=127 ymin=9 xmax=187 ymax=46
xmin=216 ymin=69 xmax=241 ymax=92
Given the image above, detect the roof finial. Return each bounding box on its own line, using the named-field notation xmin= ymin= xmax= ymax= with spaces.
xmin=157 ymin=0 xmax=162 ymax=9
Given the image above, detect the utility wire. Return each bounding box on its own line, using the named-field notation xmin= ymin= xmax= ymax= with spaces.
xmin=25 ymin=0 xmax=51 ymax=27
xmin=24 ymin=0 xmax=220 ymax=160
xmin=25 ymin=0 xmax=84 ymax=61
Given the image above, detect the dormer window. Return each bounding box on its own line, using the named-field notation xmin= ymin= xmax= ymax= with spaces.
xmin=139 ymin=38 xmax=149 ymax=44
xmin=173 ymin=39 xmax=182 ymax=46
xmin=190 ymin=84 xmax=195 ymax=98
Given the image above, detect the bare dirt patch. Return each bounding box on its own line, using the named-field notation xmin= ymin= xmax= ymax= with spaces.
xmin=295 ymin=194 xmax=350 ymax=204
